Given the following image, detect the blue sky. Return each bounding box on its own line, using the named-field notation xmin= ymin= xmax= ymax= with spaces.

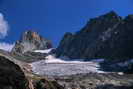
xmin=0 ymin=0 xmax=133 ymax=47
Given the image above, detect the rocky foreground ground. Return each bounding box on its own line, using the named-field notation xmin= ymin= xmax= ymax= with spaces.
xmin=54 ymin=73 xmax=133 ymax=89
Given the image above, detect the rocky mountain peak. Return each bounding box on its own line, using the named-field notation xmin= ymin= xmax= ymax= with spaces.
xmin=11 ymin=30 xmax=52 ymax=54
xmin=101 ymin=11 xmax=122 ymax=23
xmin=21 ymin=30 xmax=42 ymax=42
xmin=95 ymin=11 xmax=121 ymax=21
xmin=78 ymin=11 xmax=122 ymax=35
xmin=56 ymin=11 xmax=133 ymax=60
xmin=103 ymin=11 xmax=118 ymax=18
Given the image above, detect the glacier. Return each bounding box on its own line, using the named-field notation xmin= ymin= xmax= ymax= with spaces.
xmin=31 ymin=49 xmax=133 ymax=76
xmin=30 ymin=50 xmax=105 ymax=76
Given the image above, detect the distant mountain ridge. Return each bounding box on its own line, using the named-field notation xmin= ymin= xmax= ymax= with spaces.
xmin=56 ymin=11 xmax=133 ymax=60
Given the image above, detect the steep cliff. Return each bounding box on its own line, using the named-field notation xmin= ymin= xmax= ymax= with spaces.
xmin=56 ymin=11 xmax=133 ymax=60
xmin=12 ymin=30 xmax=52 ymax=54
xmin=11 ymin=30 xmax=53 ymax=62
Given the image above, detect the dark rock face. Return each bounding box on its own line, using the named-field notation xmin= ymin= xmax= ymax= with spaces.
xmin=12 ymin=30 xmax=52 ymax=54
xmin=0 ymin=55 xmax=30 ymax=89
xmin=124 ymin=63 xmax=133 ymax=74
xmin=56 ymin=11 xmax=133 ymax=60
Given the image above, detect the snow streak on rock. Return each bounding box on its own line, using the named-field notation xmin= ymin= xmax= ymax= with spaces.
xmin=34 ymin=48 xmax=53 ymax=54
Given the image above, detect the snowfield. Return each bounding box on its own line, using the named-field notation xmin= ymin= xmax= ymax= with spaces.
xmin=30 ymin=50 xmax=105 ymax=76
xmin=34 ymin=48 xmax=54 ymax=54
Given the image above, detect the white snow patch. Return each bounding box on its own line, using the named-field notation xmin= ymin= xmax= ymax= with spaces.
xmin=45 ymin=55 xmax=66 ymax=63
xmin=118 ymin=72 xmax=124 ymax=75
xmin=34 ymin=48 xmax=53 ymax=54
xmin=45 ymin=55 xmax=104 ymax=64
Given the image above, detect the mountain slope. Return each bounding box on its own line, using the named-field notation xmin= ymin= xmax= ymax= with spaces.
xmin=56 ymin=11 xmax=133 ymax=60
xmin=0 ymin=55 xmax=30 ymax=89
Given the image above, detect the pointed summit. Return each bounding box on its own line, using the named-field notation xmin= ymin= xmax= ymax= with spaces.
xmin=21 ymin=30 xmax=45 ymax=43
xmin=106 ymin=11 xmax=118 ymax=16
xmin=100 ymin=11 xmax=121 ymax=20
xmin=12 ymin=30 xmax=52 ymax=54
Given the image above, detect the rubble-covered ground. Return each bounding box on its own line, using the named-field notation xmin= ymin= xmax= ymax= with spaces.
xmin=55 ymin=73 xmax=133 ymax=89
